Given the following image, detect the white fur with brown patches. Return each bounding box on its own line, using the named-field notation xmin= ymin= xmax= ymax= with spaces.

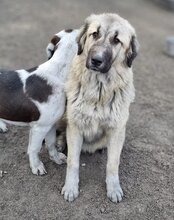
xmin=0 ymin=29 xmax=79 ymax=175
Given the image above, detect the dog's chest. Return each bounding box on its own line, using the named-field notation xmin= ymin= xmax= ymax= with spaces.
xmin=71 ymin=83 xmax=126 ymax=130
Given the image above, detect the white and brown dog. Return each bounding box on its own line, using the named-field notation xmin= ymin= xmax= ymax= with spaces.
xmin=0 ymin=29 xmax=78 ymax=175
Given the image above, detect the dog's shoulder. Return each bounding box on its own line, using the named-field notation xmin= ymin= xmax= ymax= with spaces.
xmin=25 ymin=73 xmax=53 ymax=103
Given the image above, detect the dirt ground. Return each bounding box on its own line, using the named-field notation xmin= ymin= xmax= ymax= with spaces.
xmin=0 ymin=0 xmax=174 ymax=219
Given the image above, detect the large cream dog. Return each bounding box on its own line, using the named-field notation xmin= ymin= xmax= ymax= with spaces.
xmin=61 ymin=13 xmax=139 ymax=203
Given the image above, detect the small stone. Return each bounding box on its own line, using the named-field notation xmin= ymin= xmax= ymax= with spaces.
xmin=3 ymin=171 xmax=7 ymax=174
xmin=85 ymin=209 xmax=91 ymax=216
xmin=81 ymin=163 xmax=86 ymax=167
xmin=100 ymin=207 xmax=105 ymax=213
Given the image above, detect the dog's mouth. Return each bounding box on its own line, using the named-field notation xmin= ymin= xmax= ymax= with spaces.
xmin=86 ymin=64 xmax=111 ymax=74
xmin=88 ymin=65 xmax=100 ymax=72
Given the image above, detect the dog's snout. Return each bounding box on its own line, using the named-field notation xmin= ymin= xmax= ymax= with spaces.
xmin=86 ymin=47 xmax=112 ymax=73
xmin=91 ymin=56 xmax=103 ymax=67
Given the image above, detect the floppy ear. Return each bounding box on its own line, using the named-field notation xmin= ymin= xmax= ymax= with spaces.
xmin=77 ymin=23 xmax=88 ymax=55
xmin=126 ymin=35 xmax=139 ymax=67
xmin=46 ymin=35 xmax=60 ymax=60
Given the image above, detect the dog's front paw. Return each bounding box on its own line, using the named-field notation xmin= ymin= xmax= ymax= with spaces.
xmin=31 ymin=162 xmax=47 ymax=175
xmin=0 ymin=121 xmax=8 ymax=133
xmin=106 ymin=175 xmax=123 ymax=203
xmin=61 ymin=184 xmax=79 ymax=202
xmin=107 ymin=184 xmax=123 ymax=203
xmin=50 ymin=152 xmax=67 ymax=165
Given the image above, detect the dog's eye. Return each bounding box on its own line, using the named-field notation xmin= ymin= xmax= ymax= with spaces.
xmin=113 ymin=36 xmax=120 ymax=44
xmin=92 ymin=32 xmax=99 ymax=39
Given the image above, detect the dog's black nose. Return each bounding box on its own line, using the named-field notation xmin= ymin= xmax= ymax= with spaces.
xmin=91 ymin=55 xmax=103 ymax=67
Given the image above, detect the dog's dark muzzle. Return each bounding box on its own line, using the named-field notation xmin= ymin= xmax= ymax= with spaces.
xmin=86 ymin=49 xmax=112 ymax=74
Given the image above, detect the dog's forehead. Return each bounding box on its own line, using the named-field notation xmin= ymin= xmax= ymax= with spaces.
xmin=110 ymin=22 xmax=133 ymax=37
xmin=88 ymin=21 xmax=100 ymax=31
xmin=88 ymin=14 xmax=134 ymax=36
xmin=88 ymin=16 xmax=134 ymax=45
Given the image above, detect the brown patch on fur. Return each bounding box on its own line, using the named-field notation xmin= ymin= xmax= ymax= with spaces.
xmin=65 ymin=29 xmax=73 ymax=33
xmin=26 ymin=75 xmax=52 ymax=103
xmin=26 ymin=66 xmax=38 ymax=73
xmin=51 ymin=35 xmax=61 ymax=45
xmin=0 ymin=71 xmax=40 ymax=122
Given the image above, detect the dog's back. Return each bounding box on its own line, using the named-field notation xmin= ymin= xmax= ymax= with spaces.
xmin=0 ymin=29 xmax=79 ymax=126
xmin=0 ymin=70 xmax=40 ymax=123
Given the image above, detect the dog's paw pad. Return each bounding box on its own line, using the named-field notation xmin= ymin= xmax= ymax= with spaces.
xmin=61 ymin=185 xmax=79 ymax=202
xmin=107 ymin=185 xmax=123 ymax=203
xmin=31 ymin=162 xmax=47 ymax=175
xmin=50 ymin=152 xmax=67 ymax=165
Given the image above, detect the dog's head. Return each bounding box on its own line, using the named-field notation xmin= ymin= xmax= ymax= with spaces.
xmin=46 ymin=29 xmax=79 ymax=60
xmin=77 ymin=13 xmax=139 ymax=73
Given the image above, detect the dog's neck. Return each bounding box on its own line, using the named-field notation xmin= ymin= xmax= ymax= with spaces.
xmin=70 ymin=55 xmax=134 ymax=105
xmin=46 ymin=42 xmax=77 ymax=82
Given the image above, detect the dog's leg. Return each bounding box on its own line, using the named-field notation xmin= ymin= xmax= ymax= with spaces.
xmin=56 ymin=131 xmax=66 ymax=152
xmin=61 ymin=125 xmax=83 ymax=202
xmin=45 ymin=125 xmax=66 ymax=164
xmin=106 ymin=127 xmax=125 ymax=203
xmin=0 ymin=120 xmax=8 ymax=133
xmin=27 ymin=125 xmax=51 ymax=175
